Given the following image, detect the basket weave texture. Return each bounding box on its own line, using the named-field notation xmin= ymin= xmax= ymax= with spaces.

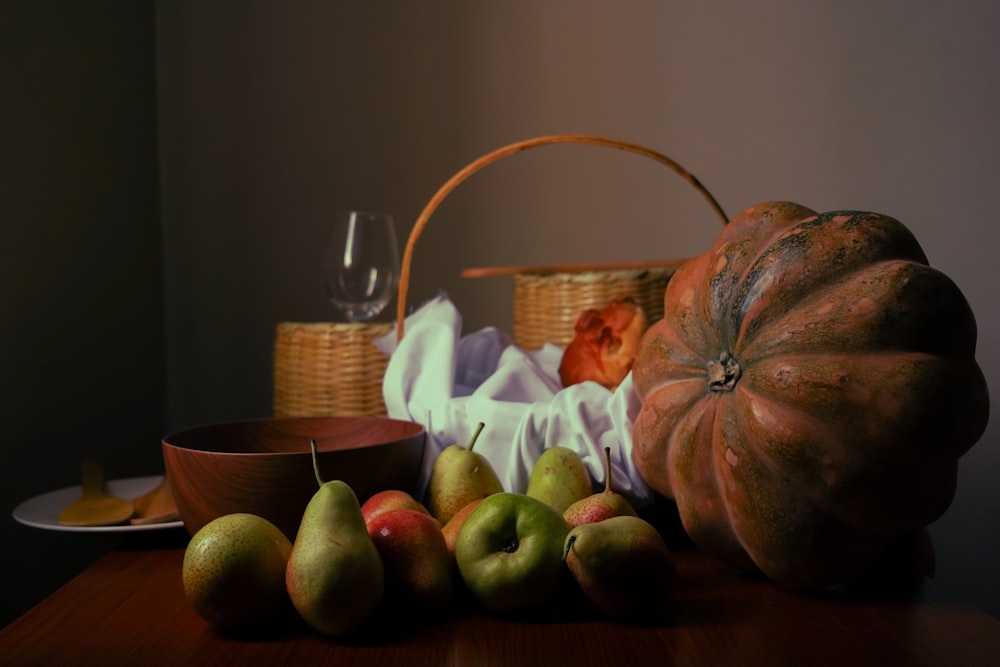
xmin=512 ymin=266 xmax=680 ymax=350
xmin=273 ymin=322 xmax=391 ymax=417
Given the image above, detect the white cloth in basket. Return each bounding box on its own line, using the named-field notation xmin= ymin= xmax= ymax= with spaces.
xmin=374 ymin=293 xmax=654 ymax=507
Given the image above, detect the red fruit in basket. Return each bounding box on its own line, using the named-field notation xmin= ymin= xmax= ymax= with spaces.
xmin=368 ymin=509 xmax=455 ymax=611
xmin=361 ymin=489 xmax=435 ymax=525
xmin=559 ymin=294 xmax=647 ymax=391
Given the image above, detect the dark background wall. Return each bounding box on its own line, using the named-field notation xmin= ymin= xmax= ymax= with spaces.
xmin=3 ymin=0 xmax=999 ymax=626
xmin=1 ymin=0 xmax=164 ymax=625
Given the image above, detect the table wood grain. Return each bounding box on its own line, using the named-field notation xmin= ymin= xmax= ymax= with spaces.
xmin=1 ymin=535 xmax=998 ymax=667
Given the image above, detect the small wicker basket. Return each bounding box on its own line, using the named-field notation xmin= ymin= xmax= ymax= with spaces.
xmin=273 ymin=322 xmax=392 ymax=417
xmin=510 ymin=264 xmax=684 ymax=350
xmin=396 ymin=134 xmax=729 ymax=347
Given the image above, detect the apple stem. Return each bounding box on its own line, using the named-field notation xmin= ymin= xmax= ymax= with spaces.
xmin=467 ymin=422 xmax=486 ymax=452
xmin=603 ymin=446 xmax=612 ymax=494
xmin=309 ymin=439 xmax=324 ymax=488
xmin=562 ymin=534 xmax=577 ymax=562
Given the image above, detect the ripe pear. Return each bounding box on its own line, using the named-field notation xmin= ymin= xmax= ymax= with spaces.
xmin=441 ymin=498 xmax=484 ymax=555
xmin=285 ymin=440 xmax=384 ymax=637
xmin=361 ymin=489 xmax=435 ymax=525
xmin=424 ymin=422 xmax=504 ymax=524
xmin=526 ymin=446 xmax=592 ymax=513
xmin=368 ymin=508 xmax=455 ymax=611
xmin=563 ymin=515 xmax=675 ymax=620
xmin=563 ymin=447 xmax=638 ymax=527
xmin=182 ymin=513 xmax=292 ymax=627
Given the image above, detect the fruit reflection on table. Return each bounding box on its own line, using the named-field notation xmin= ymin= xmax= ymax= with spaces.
xmin=180 ymin=423 xmax=676 ymax=637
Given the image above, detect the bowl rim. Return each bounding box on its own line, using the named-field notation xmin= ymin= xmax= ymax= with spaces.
xmin=161 ymin=415 xmax=425 ymax=456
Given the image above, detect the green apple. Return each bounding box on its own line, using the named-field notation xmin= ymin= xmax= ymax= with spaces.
xmin=454 ymin=492 xmax=570 ymax=613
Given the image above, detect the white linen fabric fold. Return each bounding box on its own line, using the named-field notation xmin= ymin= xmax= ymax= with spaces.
xmin=374 ymin=293 xmax=654 ymax=508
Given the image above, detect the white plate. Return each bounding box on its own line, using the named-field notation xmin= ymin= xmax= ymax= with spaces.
xmin=12 ymin=475 xmax=185 ymax=533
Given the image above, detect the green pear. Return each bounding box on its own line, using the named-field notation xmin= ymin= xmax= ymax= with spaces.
xmin=526 ymin=446 xmax=592 ymax=513
xmin=424 ymin=422 xmax=504 ymax=524
xmin=562 ymin=447 xmax=638 ymax=527
xmin=563 ymin=515 xmax=675 ymax=620
xmin=285 ymin=440 xmax=384 ymax=637
xmin=368 ymin=508 xmax=455 ymax=611
xmin=182 ymin=512 xmax=292 ymax=627
xmin=455 ymin=492 xmax=570 ymax=613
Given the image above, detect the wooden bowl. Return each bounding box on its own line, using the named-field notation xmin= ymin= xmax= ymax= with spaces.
xmin=162 ymin=416 xmax=426 ymax=540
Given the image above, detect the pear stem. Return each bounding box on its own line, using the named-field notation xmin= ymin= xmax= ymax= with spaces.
xmin=562 ymin=534 xmax=577 ymax=562
xmin=309 ymin=439 xmax=324 ymax=488
xmin=603 ymin=446 xmax=613 ymax=494
xmin=467 ymin=422 xmax=486 ymax=452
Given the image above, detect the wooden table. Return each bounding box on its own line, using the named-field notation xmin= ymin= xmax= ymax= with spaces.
xmin=1 ymin=528 xmax=998 ymax=667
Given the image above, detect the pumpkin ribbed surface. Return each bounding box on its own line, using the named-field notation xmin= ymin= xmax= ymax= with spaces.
xmin=631 ymin=201 xmax=989 ymax=589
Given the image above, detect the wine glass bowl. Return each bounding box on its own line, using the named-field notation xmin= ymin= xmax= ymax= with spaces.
xmin=323 ymin=211 xmax=400 ymax=322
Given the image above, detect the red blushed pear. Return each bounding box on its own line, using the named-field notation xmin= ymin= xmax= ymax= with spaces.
xmin=562 ymin=447 xmax=638 ymax=528
xmin=367 ymin=509 xmax=455 ymax=612
xmin=441 ymin=498 xmax=484 ymax=555
xmin=361 ymin=489 xmax=436 ymax=526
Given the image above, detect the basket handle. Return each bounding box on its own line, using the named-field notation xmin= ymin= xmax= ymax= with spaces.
xmin=396 ymin=133 xmax=729 ymax=342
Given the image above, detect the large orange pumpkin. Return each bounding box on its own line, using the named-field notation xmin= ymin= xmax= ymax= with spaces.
xmin=631 ymin=201 xmax=989 ymax=589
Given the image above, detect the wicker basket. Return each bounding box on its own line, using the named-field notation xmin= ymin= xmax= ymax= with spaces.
xmin=396 ymin=134 xmax=729 ymax=347
xmin=273 ymin=322 xmax=392 ymax=417
xmin=511 ymin=264 xmax=684 ymax=350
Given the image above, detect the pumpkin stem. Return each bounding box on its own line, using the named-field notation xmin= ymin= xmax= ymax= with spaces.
xmin=707 ymin=351 xmax=742 ymax=392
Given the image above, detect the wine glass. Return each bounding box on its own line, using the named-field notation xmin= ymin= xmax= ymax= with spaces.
xmin=322 ymin=211 xmax=400 ymax=322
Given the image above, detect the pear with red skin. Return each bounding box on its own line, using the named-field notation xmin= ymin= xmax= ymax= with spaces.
xmin=562 ymin=447 xmax=638 ymax=528
xmin=441 ymin=498 xmax=484 ymax=555
xmin=368 ymin=509 xmax=455 ymax=611
xmin=361 ymin=489 xmax=436 ymax=526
